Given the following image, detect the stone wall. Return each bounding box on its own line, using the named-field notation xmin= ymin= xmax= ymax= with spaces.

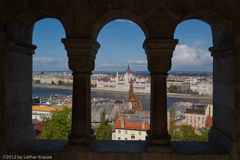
xmin=0 ymin=42 xmax=36 ymax=151
xmin=0 ymin=0 xmax=239 ymax=159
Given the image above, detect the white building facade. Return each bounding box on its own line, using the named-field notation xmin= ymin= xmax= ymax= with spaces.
xmin=112 ymin=129 xmax=147 ymax=141
xmin=112 ymin=116 xmax=150 ymax=141
xmin=95 ymin=66 xmax=151 ymax=93
xmin=32 ymin=110 xmax=52 ymax=122
xmin=184 ymin=104 xmax=213 ymax=129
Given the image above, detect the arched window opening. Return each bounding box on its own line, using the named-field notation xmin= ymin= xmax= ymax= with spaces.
xmin=32 ymin=18 xmax=71 ymax=140
xmin=92 ymin=19 xmax=150 ymax=141
xmin=168 ymin=20 xmax=213 ymax=142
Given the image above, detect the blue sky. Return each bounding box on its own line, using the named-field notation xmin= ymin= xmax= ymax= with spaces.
xmin=33 ymin=18 xmax=213 ymax=72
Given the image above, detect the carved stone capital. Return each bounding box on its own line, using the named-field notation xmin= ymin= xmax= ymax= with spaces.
xmin=143 ymin=39 xmax=178 ymax=73
xmin=235 ymin=37 xmax=240 ymax=45
xmin=209 ymin=41 xmax=233 ymax=58
xmin=62 ymin=38 xmax=100 ymax=73
xmin=0 ymin=40 xmax=37 ymax=55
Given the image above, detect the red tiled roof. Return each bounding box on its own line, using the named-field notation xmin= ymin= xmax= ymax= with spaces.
xmin=114 ymin=117 xmax=150 ymax=131
xmin=34 ymin=122 xmax=44 ymax=132
xmin=205 ymin=115 xmax=212 ymax=128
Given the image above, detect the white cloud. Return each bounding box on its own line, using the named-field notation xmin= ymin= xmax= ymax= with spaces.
xmin=192 ymin=39 xmax=208 ymax=48
xmin=97 ymin=60 xmax=147 ymax=68
xmin=96 ymin=41 xmax=213 ymax=71
xmin=172 ymin=44 xmax=212 ymax=70
xmin=98 ymin=63 xmax=126 ymax=67
xmin=33 ymin=57 xmax=63 ymax=63
xmin=114 ymin=19 xmax=133 ymax=23
xmin=114 ymin=19 xmax=137 ymax=26
xmin=33 ymin=56 xmax=68 ymax=71
xmin=128 ymin=60 xmax=147 ymax=66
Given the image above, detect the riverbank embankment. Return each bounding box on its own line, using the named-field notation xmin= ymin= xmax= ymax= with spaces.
xmin=32 ymin=83 xmax=212 ymax=100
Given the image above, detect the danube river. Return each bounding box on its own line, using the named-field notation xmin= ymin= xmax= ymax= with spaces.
xmin=33 ymin=87 xmax=212 ymax=110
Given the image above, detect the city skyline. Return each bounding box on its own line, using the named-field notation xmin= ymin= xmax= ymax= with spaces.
xmin=33 ymin=18 xmax=213 ymax=72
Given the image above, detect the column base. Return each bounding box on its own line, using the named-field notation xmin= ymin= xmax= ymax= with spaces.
xmin=147 ymin=136 xmax=172 ymax=152
xmin=64 ymin=142 xmax=91 ymax=152
xmin=90 ymin=128 xmax=96 ymax=140
xmin=68 ymin=134 xmax=92 ymax=145
xmin=67 ymin=134 xmax=93 ymax=152
xmin=148 ymin=138 xmax=171 ymax=145
xmin=147 ymin=134 xmax=171 ymax=145
xmin=208 ymin=127 xmax=233 ymax=152
xmin=148 ymin=145 xmax=173 ymax=152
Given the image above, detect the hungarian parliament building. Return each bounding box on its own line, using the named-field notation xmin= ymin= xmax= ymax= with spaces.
xmin=33 ymin=66 xmax=212 ymax=95
xmin=92 ymin=66 xmax=151 ymax=94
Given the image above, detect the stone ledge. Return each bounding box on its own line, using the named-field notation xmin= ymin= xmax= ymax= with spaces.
xmin=7 ymin=125 xmax=35 ymax=149
xmin=9 ymin=140 xmax=230 ymax=160
xmin=12 ymin=139 xmax=68 ymax=153
xmin=171 ymin=141 xmax=228 ymax=154
xmin=11 ymin=140 xmax=228 ymax=154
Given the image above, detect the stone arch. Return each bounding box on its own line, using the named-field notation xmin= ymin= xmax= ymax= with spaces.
xmin=180 ymin=10 xmax=226 ymax=26
xmin=174 ymin=10 xmax=232 ymax=47
xmin=4 ymin=9 xmax=66 ymax=44
xmin=0 ymin=10 xmax=69 ymax=150
xmin=233 ymin=12 xmax=240 ymax=143
xmin=233 ymin=12 xmax=240 ymax=38
xmin=173 ymin=18 xmax=213 ymax=44
xmin=172 ymin=10 xmax=235 ymax=152
xmin=91 ymin=10 xmax=148 ymax=39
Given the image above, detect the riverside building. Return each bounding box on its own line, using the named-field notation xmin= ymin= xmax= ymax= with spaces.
xmin=95 ymin=66 xmax=151 ymax=93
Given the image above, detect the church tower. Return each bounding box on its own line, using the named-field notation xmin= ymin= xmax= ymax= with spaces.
xmin=128 ymin=78 xmax=143 ymax=111
xmin=124 ymin=65 xmax=134 ymax=83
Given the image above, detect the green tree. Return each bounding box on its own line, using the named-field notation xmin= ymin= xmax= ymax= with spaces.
xmin=168 ymin=108 xmax=176 ymax=136
xmin=58 ymin=80 xmax=66 ymax=86
xmin=91 ymin=84 xmax=97 ymax=88
xmin=171 ymin=125 xmax=209 ymax=141
xmin=100 ymin=110 xmax=106 ymax=124
xmin=41 ymin=107 xmax=71 ymax=139
xmin=35 ymin=80 xmax=41 ymax=84
xmin=172 ymin=125 xmax=198 ymax=141
xmin=168 ymin=84 xmax=178 ymax=93
xmin=198 ymin=128 xmax=209 ymax=141
xmin=96 ymin=110 xmax=113 ymax=140
xmin=180 ymin=125 xmax=197 ymax=141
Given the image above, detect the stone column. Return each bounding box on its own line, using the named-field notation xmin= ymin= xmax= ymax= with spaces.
xmin=143 ymin=39 xmax=178 ymax=148
xmin=0 ymin=40 xmax=36 ymax=152
xmin=235 ymin=37 xmax=240 ymax=156
xmin=208 ymin=41 xmax=236 ymax=152
xmin=234 ymin=36 xmax=240 ymax=160
xmin=62 ymin=38 xmax=100 ymax=145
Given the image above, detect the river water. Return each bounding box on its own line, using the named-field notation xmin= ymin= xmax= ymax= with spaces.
xmin=33 ymin=87 xmax=212 ymax=110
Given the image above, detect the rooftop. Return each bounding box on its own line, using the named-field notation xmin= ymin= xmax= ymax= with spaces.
xmin=32 ymin=104 xmax=71 ymax=112
xmin=114 ymin=116 xmax=150 ymax=131
xmin=186 ymin=105 xmax=208 ymax=115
